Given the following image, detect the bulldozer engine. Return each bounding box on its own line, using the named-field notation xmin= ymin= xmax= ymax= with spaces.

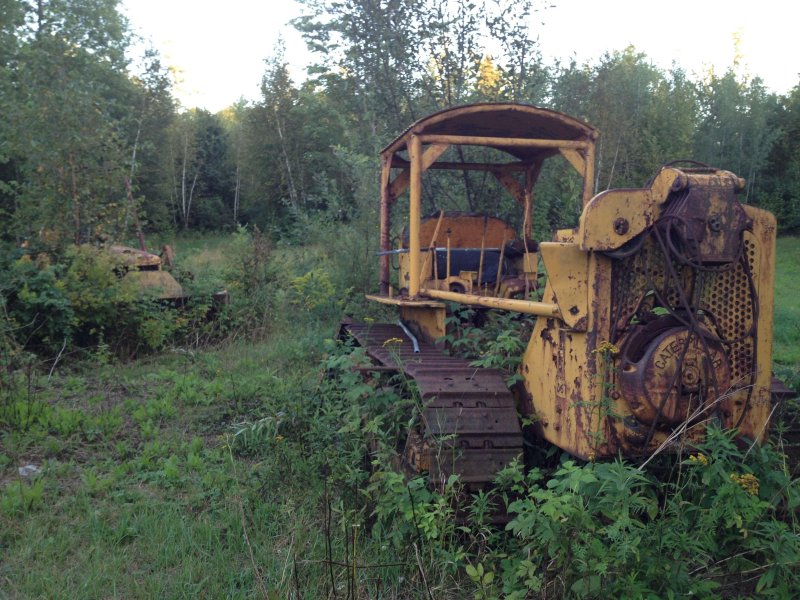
xmin=526 ymin=166 xmax=775 ymax=459
xmin=346 ymin=103 xmax=779 ymax=487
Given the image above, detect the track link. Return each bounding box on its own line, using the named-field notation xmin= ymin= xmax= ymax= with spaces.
xmin=343 ymin=322 xmax=523 ymax=487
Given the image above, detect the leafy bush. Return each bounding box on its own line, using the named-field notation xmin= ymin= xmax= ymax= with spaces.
xmin=441 ymin=306 xmax=535 ymax=386
xmin=219 ymin=226 xmax=279 ymax=341
xmin=0 ymin=246 xmax=197 ymax=357
xmin=288 ymin=267 xmax=345 ymax=322
xmin=1 ymin=258 xmax=74 ymax=353
xmin=59 ymin=246 xmax=139 ymax=338
xmin=482 ymin=430 xmax=800 ymax=599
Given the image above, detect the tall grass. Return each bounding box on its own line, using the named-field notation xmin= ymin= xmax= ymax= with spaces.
xmin=774 ymin=236 xmax=800 ymax=392
xmin=774 ymin=237 xmax=800 ymax=364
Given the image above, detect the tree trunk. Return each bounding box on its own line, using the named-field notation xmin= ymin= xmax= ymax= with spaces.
xmin=274 ymin=110 xmax=299 ymax=208
xmin=606 ymin=138 xmax=621 ymax=190
xmin=124 ymin=114 xmax=143 ymax=233
xmin=181 ymin=133 xmax=188 ymax=228
xmin=69 ymin=154 xmax=80 ymax=245
xmin=233 ymin=159 xmax=241 ymax=226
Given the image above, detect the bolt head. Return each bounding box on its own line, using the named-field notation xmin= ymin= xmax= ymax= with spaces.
xmin=613 ymin=217 xmax=629 ymax=235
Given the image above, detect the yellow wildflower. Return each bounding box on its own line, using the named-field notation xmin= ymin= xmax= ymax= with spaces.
xmin=382 ymin=337 xmax=404 ymax=347
xmin=593 ymin=341 xmax=620 ymax=356
xmin=730 ymin=473 xmax=759 ymax=496
xmin=688 ymin=453 xmax=709 ymax=466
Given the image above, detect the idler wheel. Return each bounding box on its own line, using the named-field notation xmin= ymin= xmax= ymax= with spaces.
xmin=618 ymin=319 xmax=731 ymax=429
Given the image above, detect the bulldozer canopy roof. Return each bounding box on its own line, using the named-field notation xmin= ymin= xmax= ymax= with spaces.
xmin=381 ymin=103 xmax=597 ymax=162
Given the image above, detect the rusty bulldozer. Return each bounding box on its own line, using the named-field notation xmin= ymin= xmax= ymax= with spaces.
xmin=341 ymin=102 xmax=794 ymax=488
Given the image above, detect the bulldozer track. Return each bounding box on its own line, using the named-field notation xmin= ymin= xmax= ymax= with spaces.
xmin=343 ymin=322 xmax=524 ymax=487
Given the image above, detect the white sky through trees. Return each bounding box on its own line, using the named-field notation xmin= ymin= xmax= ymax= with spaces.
xmin=122 ymin=0 xmax=800 ymax=112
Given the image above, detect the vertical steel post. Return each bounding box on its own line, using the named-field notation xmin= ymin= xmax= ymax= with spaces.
xmin=379 ymin=153 xmax=392 ymax=295
xmin=409 ymin=135 xmax=422 ymax=297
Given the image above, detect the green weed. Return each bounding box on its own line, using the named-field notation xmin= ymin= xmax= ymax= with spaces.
xmin=1 ymin=478 xmax=45 ymax=516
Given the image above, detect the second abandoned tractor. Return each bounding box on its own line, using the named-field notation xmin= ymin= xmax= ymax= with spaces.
xmin=342 ymin=103 xmax=780 ymax=487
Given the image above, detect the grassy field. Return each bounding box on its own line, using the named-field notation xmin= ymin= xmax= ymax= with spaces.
xmin=0 ymin=323 xmax=347 ymax=597
xmin=1 ymin=233 xmax=799 ymax=598
xmin=774 ymin=236 xmax=800 ymax=379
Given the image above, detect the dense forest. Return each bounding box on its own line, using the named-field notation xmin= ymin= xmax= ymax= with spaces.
xmin=1 ymin=0 xmax=799 ymax=254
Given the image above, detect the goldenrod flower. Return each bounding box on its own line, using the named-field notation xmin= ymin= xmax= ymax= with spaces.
xmin=593 ymin=341 xmax=620 ymax=356
xmin=382 ymin=337 xmax=404 ymax=347
xmin=688 ymin=453 xmax=709 ymax=465
xmin=730 ymin=473 xmax=759 ymax=496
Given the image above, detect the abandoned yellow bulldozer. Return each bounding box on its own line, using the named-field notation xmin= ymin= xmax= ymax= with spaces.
xmin=341 ymin=102 xmax=789 ymax=487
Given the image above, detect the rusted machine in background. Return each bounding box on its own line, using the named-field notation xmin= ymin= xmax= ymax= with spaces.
xmin=107 ymin=245 xmax=185 ymax=301
xmin=107 ymin=244 xmax=229 ymax=308
xmin=342 ymin=103 xmax=782 ymax=486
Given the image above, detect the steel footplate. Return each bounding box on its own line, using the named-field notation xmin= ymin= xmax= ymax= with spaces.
xmin=343 ymin=322 xmax=524 ymax=487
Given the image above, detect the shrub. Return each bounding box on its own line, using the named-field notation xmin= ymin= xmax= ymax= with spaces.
xmin=0 ymin=245 xmax=190 ymax=357
xmin=1 ymin=257 xmax=74 ymax=353
xmin=481 ymin=431 xmax=800 ymax=599
xmin=220 ymin=226 xmax=278 ymax=340
xmin=288 ymin=267 xmax=343 ymax=322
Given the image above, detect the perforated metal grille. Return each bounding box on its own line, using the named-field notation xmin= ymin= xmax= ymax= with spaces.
xmin=699 ymin=234 xmax=758 ymax=384
xmin=611 ymin=232 xmax=759 ymax=388
xmin=610 ymin=237 xmax=664 ymax=334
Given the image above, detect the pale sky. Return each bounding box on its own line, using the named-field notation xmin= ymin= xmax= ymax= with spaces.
xmin=122 ymin=0 xmax=799 ymax=112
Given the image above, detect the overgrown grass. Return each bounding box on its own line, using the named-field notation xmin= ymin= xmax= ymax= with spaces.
xmin=0 ymin=323 xmax=333 ymax=597
xmin=1 ymin=233 xmax=798 ymax=598
xmin=774 ymin=236 xmax=800 ymax=387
